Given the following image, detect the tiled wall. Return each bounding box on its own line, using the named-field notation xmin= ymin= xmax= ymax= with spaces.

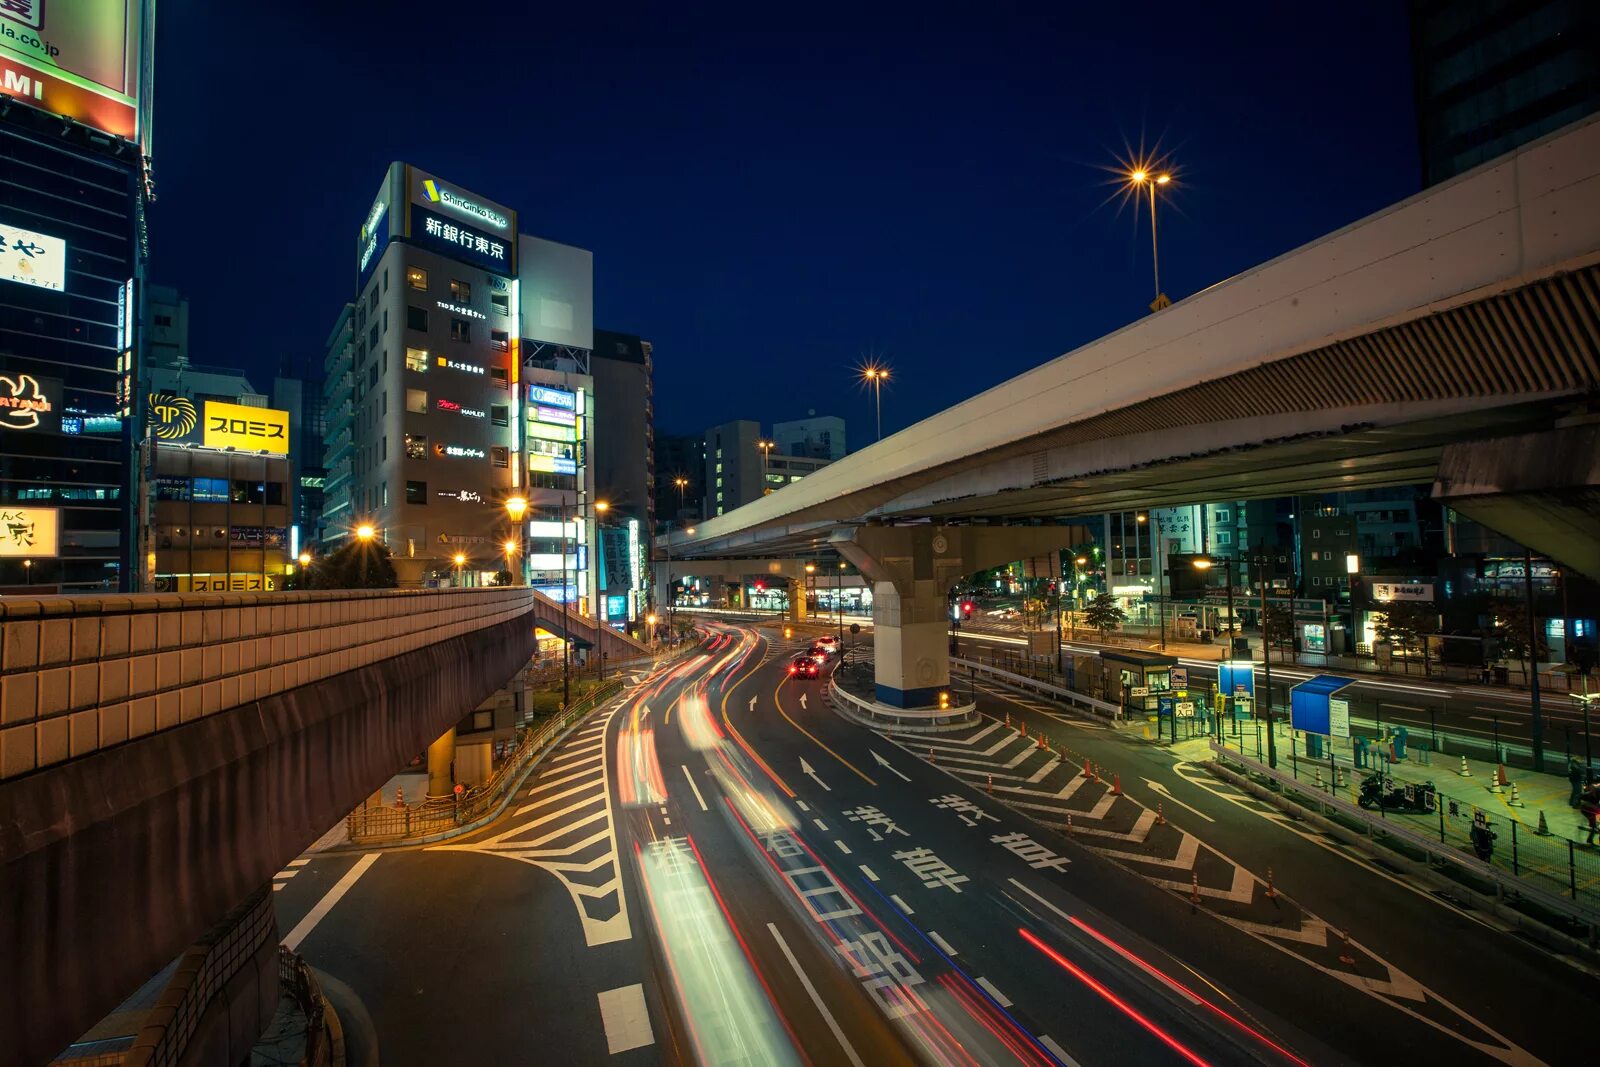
xmin=0 ymin=588 xmax=535 ymax=781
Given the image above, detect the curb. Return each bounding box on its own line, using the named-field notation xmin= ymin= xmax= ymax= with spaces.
xmin=1205 ymin=758 xmax=1600 ymax=976
xmin=321 ymin=993 xmax=345 ymax=1067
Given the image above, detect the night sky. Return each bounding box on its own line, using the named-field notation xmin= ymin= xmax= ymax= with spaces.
xmin=150 ymin=3 xmax=1420 ymax=442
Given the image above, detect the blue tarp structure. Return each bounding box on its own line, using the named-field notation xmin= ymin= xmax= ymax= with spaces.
xmin=1290 ymin=674 xmax=1354 ymax=736
xmin=1217 ymin=661 xmax=1254 ymax=697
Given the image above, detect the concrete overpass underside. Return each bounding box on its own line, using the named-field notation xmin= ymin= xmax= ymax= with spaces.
xmin=2 ymin=612 xmax=536 ymax=1065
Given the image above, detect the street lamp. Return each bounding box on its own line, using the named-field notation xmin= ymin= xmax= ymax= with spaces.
xmin=22 ymin=559 xmax=31 ymax=585
xmin=757 ymin=440 xmax=776 ymax=496
xmin=860 ymin=365 xmax=890 ymax=441
xmin=453 ymin=552 xmax=466 ymax=586
xmin=504 ymin=495 xmax=529 ymax=586
xmin=502 ymin=538 xmax=519 ymax=580
xmin=1126 ymin=167 xmax=1175 ymax=310
xmin=355 ymin=523 xmax=375 ymax=586
xmin=673 ymin=476 xmax=689 ymax=519
xmin=836 ymin=560 xmax=847 ymax=648
xmin=1345 ymin=552 xmax=1361 ymax=656
xmin=1138 ymin=513 xmax=1167 ymax=651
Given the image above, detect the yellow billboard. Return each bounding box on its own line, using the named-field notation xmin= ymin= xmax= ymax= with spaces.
xmin=0 ymin=506 xmax=60 ymax=557
xmin=202 ymin=400 xmax=290 ymax=455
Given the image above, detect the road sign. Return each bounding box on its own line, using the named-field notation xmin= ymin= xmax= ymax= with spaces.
xmin=1131 ymin=686 xmax=1150 ymax=698
xmin=1170 ymin=667 xmax=1188 ymax=689
xmin=1177 ymin=702 xmax=1196 ymax=718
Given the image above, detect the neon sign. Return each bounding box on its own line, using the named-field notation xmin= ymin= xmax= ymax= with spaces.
xmin=437 ymin=300 xmax=486 ymax=321
xmin=422 ymin=179 xmax=510 ymax=230
xmin=437 ymin=398 xmax=485 ymax=418
xmin=436 ymin=356 xmax=486 ymax=374
xmin=435 ymin=443 xmax=486 ymax=459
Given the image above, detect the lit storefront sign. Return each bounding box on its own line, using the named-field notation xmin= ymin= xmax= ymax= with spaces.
xmin=0 ymin=506 xmax=60 ymax=557
xmin=414 ymin=208 xmax=508 ymax=273
xmin=436 ymin=398 xmax=485 ymax=418
xmin=358 ymin=196 xmax=389 ymax=277
xmin=436 ymin=356 xmax=486 ymax=375
xmin=0 ymin=1 xmax=148 ymax=143
xmin=529 ymin=384 xmax=576 ymax=409
xmin=532 ymin=404 xmax=575 ymax=425
xmin=529 ymin=453 xmax=577 ymax=475
xmin=1370 ymin=582 xmax=1434 ymax=603
xmin=203 ymin=400 xmax=290 ymax=454
xmin=0 ymin=372 xmax=58 ymax=431
xmin=528 ymin=421 xmax=576 ymax=443
xmin=0 ymin=220 xmax=66 ymax=291
xmin=437 ymin=300 xmax=486 ymax=320
xmin=149 ymin=392 xmax=197 ymax=440
xmin=422 ymin=178 xmax=510 ymax=230
xmin=435 ymin=443 xmax=486 ymax=459
xmin=435 ymin=489 xmax=484 ymax=503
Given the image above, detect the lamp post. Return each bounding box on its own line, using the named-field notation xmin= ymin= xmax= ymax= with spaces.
xmin=1345 ymin=552 xmax=1360 ymax=656
xmin=1138 ymin=513 xmax=1167 ymax=651
xmin=805 ymin=561 xmax=816 ymax=620
xmin=1072 ymin=555 xmax=1087 ymax=639
xmin=502 ymin=538 xmax=519 ymax=583
xmin=356 ymin=523 xmax=375 ymax=586
xmin=860 ymin=365 xmax=889 ymax=441
xmin=1126 ymin=167 xmax=1174 ymax=310
xmin=1192 ymin=554 xmax=1234 ymax=642
xmin=504 ymin=495 xmax=529 ymax=586
xmin=22 ymin=559 xmax=31 ymax=585
xmin=757 ymin=440 xmax=776 ymax=496
xmin=453 ymin=552 xmax=466 ymax=587
xmin=1251 ymin=546 xmax=1278 ymax=769
xmin=837 ymin=561 xmax=846 ymax=648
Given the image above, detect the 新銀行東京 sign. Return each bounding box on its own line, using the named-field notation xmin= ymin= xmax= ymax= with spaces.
xmin=436 ymin=357 xmax=485 ymax=374
xmin=434 ymin=443 xmax=486 ymax=459
xmin=1370 ymin=582 xmax=1433 ymax=603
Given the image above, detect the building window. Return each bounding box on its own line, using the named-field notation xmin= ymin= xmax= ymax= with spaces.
xmin=405 ymin=433 xmax=427 ymax=459
xmin=407 ymin=266 xmax=428 ymax=291
xmin=381 ymin=390 xmax=388 ymax=414
xmin=405 ymin=347 xmax=428 ymax=372
xmin=381 ymin=436 xmax=387 ymax=461
xmin=193 ymin=477 xmax=229 ymax=502
xmin=450 ymin=279 xmax=472 ymax=302
xmin=490 ymin=405 xmax=509 ymax=426
xmin=1313 ymin=529 xmax=1322 ymax=539
xmin=368 ymin=324 xmax=379 ymax=350
xmin=383 ymin=484 xmax=389 ymax=507
xmin=382 ymin=309 xmax=388 ymax=334
xmin=490 ymin=329 xmax=509 ymax=351
xmin=1312 ymin=576 xmax=1322 ymax=587
xmin=1214 ymin=509 xmax=1230 ymax=523
xmin=369 ymin=288 xmax=379 ymax=313
xmin=383 ymin=268 xmax=389 ymax=291
xmin=406 ymin=388 xmax=428 ymax=414
xmin=1216 ymin=530 xmax=1233 ymax=546
xmin=407 ymin=306 xmax=428 ymax=332
xmin=405 ymin=481 xmax=427 ymax=505
xmin=368 ymin=363 xmax=379 ymax=387
xmin=450 ymin=318 xmax=471 ymax=343
xmin=490 ymin=366 xmax=508 ymax=389
xmin=490 ymin=446 xmax=509 ymax=468
xmin=490 ymin=292 xmax=510 ymax=315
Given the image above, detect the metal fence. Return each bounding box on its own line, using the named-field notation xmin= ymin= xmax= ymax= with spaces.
xmin=277 ymin=947 xmax=329 ymax=1067
xmin=1211 ymin=732 xmax=1600 ymax=934
xmin=346 ymin=677 xmax=624 ymax=843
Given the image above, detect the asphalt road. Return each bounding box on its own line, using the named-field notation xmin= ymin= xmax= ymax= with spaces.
xmin=270 ymin=622 xmax=1596 ymax=1065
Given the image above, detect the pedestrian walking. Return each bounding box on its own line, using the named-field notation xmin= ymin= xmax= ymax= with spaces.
xmin=1571 ymin=757 xmax=1589 ymax=808
xmin=1581 ymin=782 xmax=1600 ymax=845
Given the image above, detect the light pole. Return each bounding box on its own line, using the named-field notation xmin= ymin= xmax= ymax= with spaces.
xmin=1251 ymin=546 xmax=1278 ymax=769
xmin=356 ymin=524 xmax=375 ymax=586
xmin=836 ymin=561 xmax=846 ymax=648
xmin=1137 ymin=513 xmax=1167 ymax=651
xmin=861 ymin=365 xmax=889 ymax=441
xmin=453 ymin=552 xmax=466 ymax=587
xmin=1126 ymin=167 xmax=1174 ymax=311
xmin=673 ymin=475 xmax=689 ymax=520
xmin=504 ymin=495 xmax=528 ymax=586
xmin=805 ymin=561 xmax=816 ymax=620
xmin=757 ymin=440 xmax=775 ymax=496
xmin=22 ymin=559 xmax=31 ymax=585
xmin=1345 ymin=552 xmax=1360 ymax=656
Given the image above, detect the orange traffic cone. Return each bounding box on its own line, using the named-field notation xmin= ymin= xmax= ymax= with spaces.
xmin=1264 ymin=867 xmax=1278 ymax=900
xmin=1111 ymin=774 xmax=1123 ymax=796
xmin=1155 ymin=802 xmax=1167 ymax=826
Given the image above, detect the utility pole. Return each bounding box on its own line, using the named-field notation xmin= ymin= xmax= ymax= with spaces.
xmin=1525 ymin=549 xmax=1545 ymax=773
xmin=1256 ymin=546 xmax=1277 ymax=770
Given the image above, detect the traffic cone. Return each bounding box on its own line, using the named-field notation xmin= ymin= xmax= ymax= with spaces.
xmin=1315 ymin=769 xmax=1325 ymax=790
xmin=1111 ymin=774 xmax=1123 ymax=796
xmin=1488 ymin=771 xmax=1503 ymax=794
xmin=1155 ymin=802 xmax=1167 ymax=826
xmin=1458 ymin=755 xmax=1471 ymax=777
xmin=1036 ymin=731 xmax=1045 ymax=750
xmin=928 ymin=747 xmax=935 ymax=764
xmin=1066 ymin=813 xmax=1074 ymax=835
xmin=1338 ymin=929 xmax=1356 ymax=966
xmin=394 ymin=787 xmax=405 ymax=809
xmin=1508 ymin=782 xmax=1525 ymax=807
xmin=1536 ymin=810 xmax=1551 ymax=836
xmin=1264 ymin=867 xmax=1278 ymax=900
xmin=1190 ymin=873 xmax=1202 ymax=913
xmin=1005 ymin=712 xmax=1012 ymax=728
xmin=1082 ymin=759 xmax=1093 ymax=779
xmin=1497 ymin=764 xmax=1509 ymax=787
xmin=987 ymin=774 xmax=993 ymax=795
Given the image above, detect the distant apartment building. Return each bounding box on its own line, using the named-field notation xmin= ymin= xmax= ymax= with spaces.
xmin=653 ymin=432 xmax=706 ymax=528
xmin=703 ymin=419 xmax=833 ymax=516
xmin=773 ymin=413 xmax=846 ymax=460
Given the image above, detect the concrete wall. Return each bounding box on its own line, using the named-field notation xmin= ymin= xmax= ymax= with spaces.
xmin=0 ymin=609 xmax=536 ymax=1067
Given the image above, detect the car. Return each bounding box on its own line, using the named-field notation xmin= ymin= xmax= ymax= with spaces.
xmin=789 ymin=653 xmax=821 ymax=678
xmin=807 ymin=641 xmax=834 ymax=660
xmin=814 ymin=634 xmax=838 ymax=649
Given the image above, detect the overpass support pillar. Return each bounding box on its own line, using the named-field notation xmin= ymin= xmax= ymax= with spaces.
xmin=789 ymin=579 xmax=809 ymax=621
xmin=831 ymin=524 xmax=1088 ymax=709
xmin=427 ymin=726 xmax=456 ymax=799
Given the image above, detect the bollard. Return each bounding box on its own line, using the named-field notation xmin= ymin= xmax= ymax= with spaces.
xmin=1155 ymin=802 xmax=1167 ymax=826
xmin=1338 ymin=929 xmax=1356 ymax=966
xmin=1265 ymin=867 xmax=1278 ymax=900
xmin=1066 ymin=813 xmax=1074 ymax=835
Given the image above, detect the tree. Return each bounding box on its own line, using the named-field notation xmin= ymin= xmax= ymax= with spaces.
xmin=1375 ymin=601 xmax=1439 ymax=675
xmin=1262 ymin=601 xmax=1296 ymax=662
xmin=490 ymin=569 xmax=514 ymax=587
xmin=1494 ymin=601 xmax=1548 ymax=683
xmin=1083 ymin=592 xmax=1126 ymax=640
xmin=305 ymin=538 xmax=399 ymax=590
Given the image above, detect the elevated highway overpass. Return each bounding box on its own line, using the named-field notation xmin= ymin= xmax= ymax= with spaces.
xmin=0 ymin=586 xmax=644 ymax=1065
xmin=667 ymin=115 xmax=1600 ymax=708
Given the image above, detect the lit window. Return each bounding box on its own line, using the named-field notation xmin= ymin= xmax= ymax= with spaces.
xmin=405 ymin=433 xmax=427 ymax=459
xmin=406 ymin=389 xmax=427 ymax=414
xmin=450 ymin=279 xmax=472 ymax=302
xmin=491 ymin=446 xmax=509 ymax=468
xmin=405 ymin=347 xmax=428 ymax=372
xmin=491 ymin=329 xmax=509 ymax=351
xmin=407 ymin=266 xmax=428 ymax=291
xmin=1215 ymin=509 xmax=1230 ymax=523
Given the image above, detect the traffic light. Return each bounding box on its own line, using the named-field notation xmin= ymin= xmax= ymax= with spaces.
xmin=755 ymin=581 xmax=765 ymax=592
xmin=962 ymin=601 xmax=974 ymax=618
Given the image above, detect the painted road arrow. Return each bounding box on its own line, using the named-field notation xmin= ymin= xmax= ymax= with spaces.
xmin=799 ymin=693 xmax=808 ymax=710
xmin=1142 ymin=778 xmax=1215 ymax=823
xmin=800 ymin=757 xmax=831 ymax=792
xmin=749 ymin=695 xmax=758 ymax=712
xmin=871 ymin=750 xmax=913 ymax=782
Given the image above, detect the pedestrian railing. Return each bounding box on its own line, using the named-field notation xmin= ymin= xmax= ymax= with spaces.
xmin=828 ymin=676 xmax=977 ymax=732
xmin=1210 ymin=737 xmax=1600 ymax=939
xmin=278 ymin=946 xmax=330 ymax=1067
xmin=951 ymin=657 xmax=1122 ymax=721
xmin=346 ymin=678 xmax=625 ymax=843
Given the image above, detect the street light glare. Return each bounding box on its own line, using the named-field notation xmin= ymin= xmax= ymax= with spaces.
xmin=297 ymin=552 xmax=311 ymax=566
xmin=453 ymin=553 xmax=466 ymax=566
xmin=1155 ymin=173 xmax=1172 ymax=185
xmin=1130 ymin=169 xmax=1147 ymax=183
xmin=1191 ymin=557 xmax=1213 ymax=570
xmin=595 ymin=500 xmax=610 ymax=513
xmin=356 ymin=524 xmax=375 ymax=541
xmin=503 ymin=539 xmax=518 ymax=555
xmin=505 ymin=495 xmax=528 ymax=520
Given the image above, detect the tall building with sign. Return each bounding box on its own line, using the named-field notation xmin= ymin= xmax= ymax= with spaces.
xmin=0 ymin=2 xmax=156 ymax=593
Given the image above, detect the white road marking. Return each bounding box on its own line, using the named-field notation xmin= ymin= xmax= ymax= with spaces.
xmin=681 ymin=764 xmax=709 ymax=811
xmin=890 ymin=893 xmax=914 ymax=914
xmin=976 ymin=976 xmax=1012 ymax=1007
xmin=769 ymin=924 xmax=866 ymax=1067
xmin=287 ymin=858 xmax=310 ymax=867
xmin=272 ymin=883 xmax=285 ymax=891
xmin=274 ymin=869 xmax=298 ymax=880
xmin=283 ymin=853 xmax=379 ymax=951
xmin=813 ymin=818 xmax=829 ymax=832
xmin=1141 ymin=778 xmax=1216 ymax=823
xmin=834 ymin=839 xmax=852 ymax=855
xmin=1038 ymin=1035 xmax=1082 ymax=1066
xmin=516 ymin=778 xmax=599 ymax=816
xmin=927 ymin=930 xmax=957 ymax=956
xmin=796 ymin=800 xmax=810 ymax=812
xmin=859 ymin=865 xmax=879 ymax=882
xmin=871 ymin=749 xmax=914 ymax=781
xmin=596 ymin=983 xmax=655 ymax=1054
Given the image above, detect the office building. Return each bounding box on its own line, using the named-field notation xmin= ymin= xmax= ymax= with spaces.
xmin=1411 ymin=0 xmax=1600 ymax=186
xmin=591 ymin=329 xmax=653 ymax=626
xmin=773 ymin=413 xmax=847 ymax=460
xmin=319 ymin=304 xmax=356 ymax=547
xmin=653 ymin=432 xmax=706 ymax=527
xmin=703 ymin=419 xmax=834 ymax=516
xmin=144 ymin=285 xmax=189 ymax=369
xmin=0 ymin=3 xmax=156 ymax=594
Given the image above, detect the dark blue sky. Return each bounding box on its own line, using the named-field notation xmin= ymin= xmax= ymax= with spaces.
xmin=149 ymin=4 xmax=1420 ymax=441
